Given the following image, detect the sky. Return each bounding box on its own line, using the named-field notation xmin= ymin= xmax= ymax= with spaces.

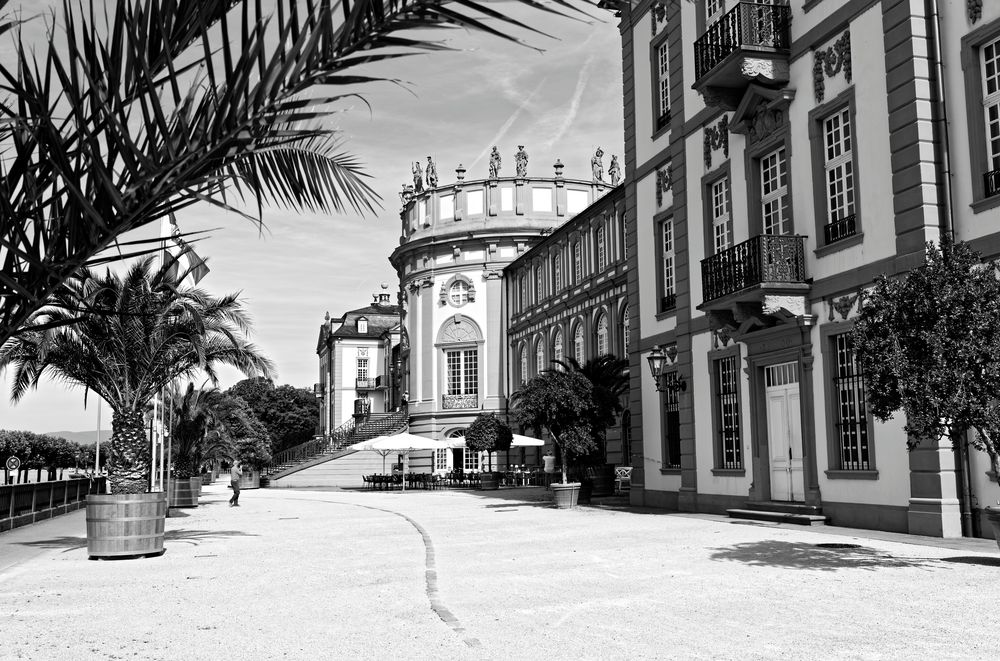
xmin=0 ymin=1 xmax=625 ymax=434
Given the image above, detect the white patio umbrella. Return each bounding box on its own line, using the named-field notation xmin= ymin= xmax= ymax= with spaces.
xmin=446 ymin=434 xmax=546 ymax=473
xmin=348 ymin=433 xmax=451 ymax=491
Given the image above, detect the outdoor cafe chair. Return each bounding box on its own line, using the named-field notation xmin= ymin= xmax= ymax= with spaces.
xmin=614 ymin=466 xmax=633 ymax=495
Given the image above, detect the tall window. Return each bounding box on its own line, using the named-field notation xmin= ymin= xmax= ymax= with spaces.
xmin=463 ymin=448 xmax=481 ymax=471
xmin=823 ymin=107 xmax=856 ymax=240
xmin=984 ymin=36 xmax=1000 ymax=196
xmin=573 ymin=324 xmax=585 ymax=364
xmin=596 ymin=226 xmax=607 ymax=271
xmin=622 ymin=306 xmax=631 ymax=353
xmin=663 ymin=378 xmax=681 ymax=469
xmin=519 ymin=345 xmax=528 ymax=385
xmin=356 ymin=357 xmax=369 ymax=380
xmin=535 ymin=341 xmax=545 ymax=375
xmin=519 ymin=275 xmax=528 ymax=307
xmin=711 ymin=177 xmax=732 ymax=253
xmin=760 ymin=146 xmax=790 ymax=235
xmin=553 ymin=329 xmax=565 ymax=365
xmin=357 ymin=318 xmax=368 ymax=334
xmin=434 ymin=448 xmax=449 ymax=471
xmin=706 ymin=0 xmax=724 ymax=21
xmin=715 ymin=355 xmax=741 ymax=469
xmin=656 ymin=40 xmax=670 ymax=131
xmin=446 ymin=349 xmax=478 ymax=395
xmin=833 ymin=333 xmax=870 ymax=470
xmin=573 ymin=241 xmax=583 ymax=283
xmin=661 ymin=219 xmax=675 ymax=311
xmin=449 ymin=280 xmax=469 ymax=306
xmin=535 ymin=265 xmax=544 ymax=299
xmin=554 ymin=254 xmax=563 ymax=291
xmin=596 ymin=313 xmax=609 ymax=357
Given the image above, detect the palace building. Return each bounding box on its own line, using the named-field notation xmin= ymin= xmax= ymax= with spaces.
xmin=615 ymin=0 xmax=1000 ymax=538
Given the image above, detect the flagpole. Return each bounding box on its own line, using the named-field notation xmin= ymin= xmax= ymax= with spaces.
xmin=95 ymin=401 xmax=102 ymax=491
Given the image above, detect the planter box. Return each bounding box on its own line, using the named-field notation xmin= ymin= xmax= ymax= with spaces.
xmin=167 ymin=477 xmax=200 ymax=508
xmin=479 ymin=473 xmax=500 ymax=491
xmin=86 ymin=492 xmax=166 ymax=559
xmin=200 ymin=473 xmax=213 ymax=486
xmin=239 ymin=471 xmax=260 ymax=489
xmin=551 ymin=482 xmax=581 ymax=509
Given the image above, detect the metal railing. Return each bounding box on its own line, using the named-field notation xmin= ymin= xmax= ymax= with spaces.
xmin=824 ymin=213 xmax=857 ymax=244
xmin=985 ymin=169 xmax=1000 ymax=198
xmin=701 ymin=234 xmax=807 ymax=303
xmin=356 ymin=378 xmax=377 ymax=389
xmin=694 ymin=2 xmax=792 ymax=81
xmin=443 ymin=394 xmax=479 ymax=409
xmin=1 ymin=477 xmax=106 ymax=531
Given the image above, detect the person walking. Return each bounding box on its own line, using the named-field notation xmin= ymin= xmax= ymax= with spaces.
xmin=543 ymin=450 xmax=556 ymax=490
xmin=229 ymin=461 xmax=242 ymax=507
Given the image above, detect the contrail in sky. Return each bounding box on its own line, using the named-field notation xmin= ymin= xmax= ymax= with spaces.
xmin=469 ymin=77 xmax=547 ymax=171
xmin=544 ymin=50 xmax=597 ymax=150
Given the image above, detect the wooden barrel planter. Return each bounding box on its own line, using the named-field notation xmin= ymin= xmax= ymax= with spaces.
xmin=168 ymin=478 xmax=199 ymax=508
xmin=551 ymin=482 xmax=581 ymax=509
xmin=479 ymin=472 xmax=500 ymax=491
xmin=200 ymin=473 xmax=213 ymax=486
xmin=86 ymin=492 xmax=167 ymax=559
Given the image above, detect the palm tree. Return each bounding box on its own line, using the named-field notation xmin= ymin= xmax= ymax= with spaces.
xmin=552 ymin=354 xmax=629 ymax=429
xmin=168 ymin=383 xmax=228 ymax=479
xmin=0 ymin=256 xmax=274 ymax=494
xmin=0 ymin=0 xmax=595 ymax=343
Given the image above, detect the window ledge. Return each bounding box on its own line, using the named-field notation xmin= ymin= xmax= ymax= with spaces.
xmin=971 ymin=195 xmax=1000 ymax=214
xmin=651 ymin=124 xmax=671 ymax=142
xmin=711 ymin=468 xmax=746 ymax=477
xmin=659 ymin=467 xmax=682 ymax=475
xmin=814 ymin=231 xmax=864 ymax=258
xmin=803 ymin=0 xmax=825 ymax=12
xmin=824 ymin=469 xmax=879 ymax=480
xmin=655 ymin=310 xmax=677 ymax=321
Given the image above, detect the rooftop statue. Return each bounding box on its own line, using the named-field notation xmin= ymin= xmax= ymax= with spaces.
xmin=515 ymin=145 xmax=528 ymax=177
xmin=425 ymin=156 xmax=438 ymax=189
xmin=489 ymin=146 xmax=501 ymax=179
xmin=609 ymin=155 xmax=621 ymax=186
xmin=592 ymin=147 xmax=604 ymax=183
xmin=412 ymin=161 xmax=424 ymax=194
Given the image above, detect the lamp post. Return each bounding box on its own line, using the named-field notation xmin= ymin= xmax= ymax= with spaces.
xmin=646 ymin=345 xmax=686 ymax=393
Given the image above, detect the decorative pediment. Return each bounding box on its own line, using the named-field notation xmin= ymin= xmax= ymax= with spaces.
xmin=729 ymin=85 xmax=795 ymax=145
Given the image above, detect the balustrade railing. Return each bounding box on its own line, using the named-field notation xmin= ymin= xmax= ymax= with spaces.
xmin=694 ymin=2 xmax=792 ymax=81
xmin=985 ymin=169 xmax=1000 ymax=198
xmin=824 ymin=213 xmax=857 ymax=244
xmin=701 ymin=234 xmax=806 ymax=303
xmin=443 ymin=394 xmax=478 ymax=409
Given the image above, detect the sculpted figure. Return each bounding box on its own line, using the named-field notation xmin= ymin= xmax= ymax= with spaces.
xmin=591 ymin=147 xmax=604 ymax=182
xmin=515 ymin=145 xmax=528 ymax=177
xmin=488 ymin=146 xmax=501 ymax=179
xmin=608 ymin=155 xmax=621 ymax=186
xmin=425 ymin=156 xmax=438 ymax=189
xmin=412 ymin=161 xmax=424 ymax=193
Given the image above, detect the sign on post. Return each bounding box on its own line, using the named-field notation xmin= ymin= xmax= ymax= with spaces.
xmin=6 ymin=456 xmax=20 ymax=472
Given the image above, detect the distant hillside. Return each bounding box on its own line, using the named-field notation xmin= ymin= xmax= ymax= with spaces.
xmin=44 ymin=430 xmax=112 ymax=445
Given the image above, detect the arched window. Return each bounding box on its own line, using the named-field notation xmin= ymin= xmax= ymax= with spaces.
xmin=535 ymin=339 xmax=545 ymax=375
xmin=357 ymin=317 xmax=368 ymax=334
xmin=553 ymin=329 xmax=564 ymax=366
xmin=596 ymin=313 xmax=609 ymax=357
xmin=573 ymin=324 xmax=585 ymax=364
xmin=519 ymin=345 xmax=528 ymax=385
xmin=622 ymin=306 xmax=631 ymax=353
xmin=438 ymin=316 xmax=482 ymax=409
xmin=573 ymin=241 xmax=583 ymax=283
xmin=449 ymin=280 xmax=469 ymax=306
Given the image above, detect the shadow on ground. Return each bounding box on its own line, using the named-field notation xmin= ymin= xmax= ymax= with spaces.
xmin=709 ymin=540 xmax=932 ymax=571
xmin=14 ymin=528 xmax=259 ymax=553
xmin=940 ymin=555 xmax=1000 ymax=567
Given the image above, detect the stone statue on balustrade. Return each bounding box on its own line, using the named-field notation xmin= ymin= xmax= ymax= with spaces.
xmin=412 ymin=161 xmax=424 ymax=194
xmin=489 ymin=146 xmax=501 ymax=179
xmin=515 ymin=145 xmax=528 ymax=177
xmin=609 ymin=155 xmax=621 ymax=186
xmin=425 ymin=156 xmax=438 ymax=189
xmin=591 ymin=147 xmax=604 ymax=182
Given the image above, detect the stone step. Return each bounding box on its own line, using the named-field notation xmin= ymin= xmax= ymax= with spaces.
xmin=741 ymin=501 xmax=824 ymax=516
xmin=726 ymin=508 xmax=829 ymax=526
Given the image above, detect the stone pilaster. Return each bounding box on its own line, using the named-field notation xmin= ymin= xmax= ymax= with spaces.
xmin=907 ymin=437 xmax=962 ymax=537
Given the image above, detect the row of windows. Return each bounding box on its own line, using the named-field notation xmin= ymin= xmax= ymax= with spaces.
xmin=669 ymin=332 xmax=870 ymax=473
xmin=516 ymin=307 xmax=630 ymax=384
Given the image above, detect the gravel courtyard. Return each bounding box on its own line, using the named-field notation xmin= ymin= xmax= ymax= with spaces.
xmin=2 ymin=483 xmax=998 ymax=660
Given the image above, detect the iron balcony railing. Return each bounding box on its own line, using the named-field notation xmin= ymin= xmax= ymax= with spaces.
xmin=701 ymin=234 xmax=807 ymax=303
xmin=443 ymin=394 xmax=478 ymax=409
xmin=823 ymin=213 xmax=857 ymax=245
xmin=356 ymin=378 xmax=376 ymax=389
xmin=985 ymin=169 xmax=1000 ymax=198
xmin=661 ymin=292 xmax=677 ymax=312
xmin=694 ymin=2 xmax=792 ymax=82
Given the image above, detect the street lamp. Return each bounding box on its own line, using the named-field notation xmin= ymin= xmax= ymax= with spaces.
xmin=646 ymin=345 xmax=686 ymax=393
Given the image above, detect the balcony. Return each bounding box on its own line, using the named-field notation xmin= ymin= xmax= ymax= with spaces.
xmin=985 ymin=169 xmax=1000 ymax=198
xmin=700 ymin=234 xmax=808 ymax=309
xmin=356 ymin=378 xmax=376 ymax=390
xmin=693 ymin=2 xmax=791 ymax=109
xmin=442 ymin=394 xmax=478 ymax=410
xmin=823 ymin=214 xmax=857 ymax=245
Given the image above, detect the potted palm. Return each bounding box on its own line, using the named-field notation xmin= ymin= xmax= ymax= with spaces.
xmin=465 ymin=413 xmax=513 ymax=490
xmin=512 ymin=370 xmax=600 ymax=509
xmin=168 ymin=384 xmax=227 ymax=507
xmin=0 ymin=258 xmax=273 ymax=558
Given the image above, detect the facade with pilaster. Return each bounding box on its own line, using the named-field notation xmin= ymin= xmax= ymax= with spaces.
xmin=618 ymin=0 xmax=999 ymax=538
xmin=389 ymin=157 xmax=614 ymax=473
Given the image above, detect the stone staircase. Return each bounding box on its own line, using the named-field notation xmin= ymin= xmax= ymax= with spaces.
xmin=264 ymin=411 xmax=409 ymax=481
xmin=727 ymin=501 xmax=829 ymax=526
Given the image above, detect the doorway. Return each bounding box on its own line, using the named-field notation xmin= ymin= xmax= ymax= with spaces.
xmin=765 ymin=362 xmax=803 ymax=502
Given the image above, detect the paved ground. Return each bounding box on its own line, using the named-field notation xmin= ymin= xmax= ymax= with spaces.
xmin=2 ymin=483 xmax=999 ymax=660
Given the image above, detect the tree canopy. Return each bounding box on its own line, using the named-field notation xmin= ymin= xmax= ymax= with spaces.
xmin=853 ymin=239 xmax=1000 ymax=468
xmin=464 ymin=412 xmax=512 ymax=472
xmin=227 ymin=378 xmax=319 ymax=453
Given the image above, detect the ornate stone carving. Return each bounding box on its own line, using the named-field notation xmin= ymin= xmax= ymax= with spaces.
xmin=412 ymin=161 xmax=424 ymax=194
xmin=703 ymin=115 xmax=729 ymax=170
xmin=747 ymin=100 xmax=785 ymax=146
xmin=515 ymin=145 xmax=528 ymax=177
xmin=441 ymin=317 xmax=479 ymax=344
xmin=763 ymin=295 xmax=806 ymax=318
xmin=650 ymin=0 xmax=669 ymax=36
xmin=828 ymin=293 xmax=859 ymax=321
xmin=488 ymin=146 xmax=501 ymax=179
xmin=592 ymin=147 xmax=605 ymax=182
xmin=813 ymin=30 xmax=852 ymax=103
xmin=665 ymin=344 xmax=678 ymax=364
xmin=442 ymin=394 xmax=478 ymax=410
xmin=425 ymin=156 xmax=438 ymax=189
xmin=655 ymin=161 xmax=672 ymax=208
xmin=609 ymin=155 xmax=621 ymax=186
xmin=715 ymin=327 xmax=732 ymax=348
xmin=482 ymin=268 xmax=503 ymax=280
xmin=969 ymin=0 xmax=982 ymax=24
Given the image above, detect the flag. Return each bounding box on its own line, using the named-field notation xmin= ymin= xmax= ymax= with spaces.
xmin=161 ymin=217 xmax=210 ymax=285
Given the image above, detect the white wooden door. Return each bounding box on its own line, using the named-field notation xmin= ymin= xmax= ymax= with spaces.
xmin=766 ymin=363 xmax=804 ymax=502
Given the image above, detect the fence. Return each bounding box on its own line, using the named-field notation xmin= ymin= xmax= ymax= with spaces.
xmin=0 ymin=477 xmax=107 ymax=533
